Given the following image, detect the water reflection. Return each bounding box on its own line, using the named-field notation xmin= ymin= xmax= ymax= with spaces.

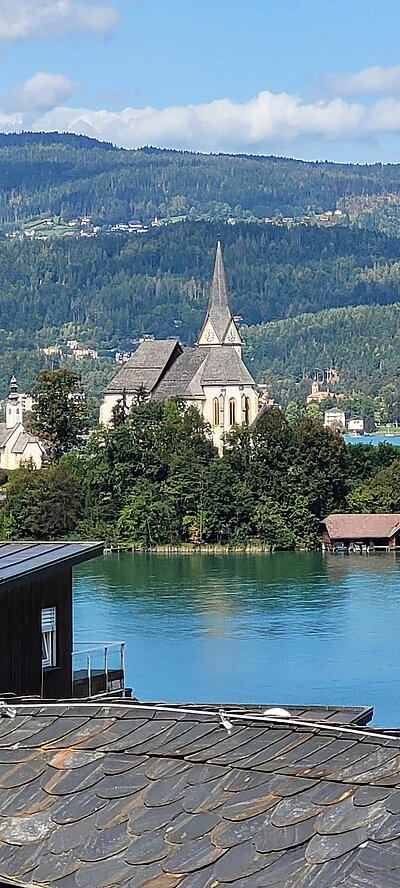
xmin=74 ymin=552 xmax=400 ymax=727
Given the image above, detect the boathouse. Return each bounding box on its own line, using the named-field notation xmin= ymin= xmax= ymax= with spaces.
xmin=1 ymin=698 xmax=400 ymax=886
xmin=322 ymin=513 xmax=400 ymax=551
xmin=0 ymin=541 xmax=125 ymax=699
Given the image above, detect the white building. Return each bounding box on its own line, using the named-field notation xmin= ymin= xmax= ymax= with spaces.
xmin=0 ymin=377 xmax=45 ymax=470
xmin=324 ymin=407 xmax=346 ymax=430
xmin=100 ymin=241 xmax=260 ymax=451
xmin=347 ymin=417 xmax=364 ymax=435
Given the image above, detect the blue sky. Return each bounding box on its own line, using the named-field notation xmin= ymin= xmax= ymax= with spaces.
xmin=2 ymin=0 xmax=400 ymax=162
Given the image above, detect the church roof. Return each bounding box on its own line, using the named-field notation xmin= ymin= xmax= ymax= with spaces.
xmin=200 ymin=347 xmax=255 ymax=386
xmin=198 ymin=241 xmax=242 ymax=345
xmin=104 ymin=340 xmax=182 ymax=395
xmin=154 ymin=348 xmax=209 ymax=401
xmin=11 ymin=431 xmax=45 ymax=455
xmin=0 ymin=423 xmax=16 ymax=448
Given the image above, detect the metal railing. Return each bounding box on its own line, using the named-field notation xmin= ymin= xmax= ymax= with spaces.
xmin=72 ymin=641 xmax=125 ymax=698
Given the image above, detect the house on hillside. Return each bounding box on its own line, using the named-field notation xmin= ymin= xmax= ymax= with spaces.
xmin=322 ymin=513 xmax=400 ymax=551
xmin=100 ymin=241 xmax=260 ymax=451
xmin=0 ymin=377 xmax=45 ymax=470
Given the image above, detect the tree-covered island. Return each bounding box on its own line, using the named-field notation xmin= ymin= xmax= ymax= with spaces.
xmin=1 ymin=374 xmax=400 ymax=550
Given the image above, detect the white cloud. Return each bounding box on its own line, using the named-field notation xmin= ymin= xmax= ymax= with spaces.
xmin=30 ymin=91 xmax=370 ymax=152
xmin=326 ymin=65 xmax=400 ymax=97
xmin=5 ymin=79 xmax=400 ymax=154
xmin=0 ymin=0 xmax=119 ymax=41
xmin=3 ymin=73 xmax=81 ymax=114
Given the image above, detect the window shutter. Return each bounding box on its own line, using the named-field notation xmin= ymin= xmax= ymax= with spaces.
xmin=41 ymin=607 xmax=56 ymax=632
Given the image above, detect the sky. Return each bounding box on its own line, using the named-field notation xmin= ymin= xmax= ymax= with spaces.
xmin=2 ymin=0 xmax=400 ymax=162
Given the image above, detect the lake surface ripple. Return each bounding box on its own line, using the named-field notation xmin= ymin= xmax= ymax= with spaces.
xmin=74 ymin=551 xmax=400 ymax=726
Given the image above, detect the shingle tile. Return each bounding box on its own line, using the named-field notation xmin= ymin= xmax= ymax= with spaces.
xmin=305 ymin=827 xmax=368 ymax=864
xmin=162 ymin=835 xmax=226 ymax=874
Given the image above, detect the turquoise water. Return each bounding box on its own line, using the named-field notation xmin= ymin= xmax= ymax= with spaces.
xmin=73 ymin=552 xmax=400 ymax=727
xmin=344 ymin=434 xmax=400 ymax=445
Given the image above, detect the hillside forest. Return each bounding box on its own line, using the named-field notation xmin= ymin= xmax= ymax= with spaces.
xmin=0 ymin=134 xmax=400 ymax=422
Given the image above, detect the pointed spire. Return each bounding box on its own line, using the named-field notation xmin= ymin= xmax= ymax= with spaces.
xmin=8 ymin=376 xmax=18 ymax=399
xmin=198 ymin=240 xmax=242 ymax=347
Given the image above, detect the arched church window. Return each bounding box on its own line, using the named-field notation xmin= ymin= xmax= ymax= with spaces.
xmin=229 ymin=398 xmax=236 ymax=426
xmin=244 ymin=397 xmax=251 ymax=425
xmin=213 ymin=398 xmax=219 ymax=427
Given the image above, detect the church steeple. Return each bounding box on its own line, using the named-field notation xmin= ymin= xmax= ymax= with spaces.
xmin=198 ymin=240 xmax=242 ymax=349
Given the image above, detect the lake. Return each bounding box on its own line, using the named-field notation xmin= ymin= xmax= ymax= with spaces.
xmin=344 ymin=434 xmax=400 ymax=445
xmin=74 ymin=551 xmax=400 ymax=727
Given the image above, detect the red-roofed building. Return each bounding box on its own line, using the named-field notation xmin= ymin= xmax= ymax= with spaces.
xmin=322 ymin=513 xmax=400 ymax=551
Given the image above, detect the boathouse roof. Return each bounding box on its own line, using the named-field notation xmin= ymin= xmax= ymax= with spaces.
xmin=323 ymin=513 xmax=400 ymax=540
xmin=1 ymin=699 xmax=400 ymax=886
xmin=0 ymin=541 xmax=103 ymax=591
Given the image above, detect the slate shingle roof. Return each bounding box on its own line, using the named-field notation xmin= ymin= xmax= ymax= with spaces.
xmin=11 ymin=432 xmax=45 ymax=455
xmin=153 ymin=346 xmax=256 ymax=400
xmin=153 ymin=349 xmax=209 ymax=401
xmin=200 ymin=347 xmax=255 ymax=386
xmin=323 ymin=514 xmax=400 ymax=541
xmin=104 ymin=341 xmax=182 ymax=395
xmin=1 ymin=700 xmax=400 ymax=887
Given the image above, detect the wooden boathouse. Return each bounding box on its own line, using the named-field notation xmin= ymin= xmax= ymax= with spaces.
xmin=0 ymin=541 xmax=126 ymax=699
xmin=322 ymin=513 xmax=400 ymax=552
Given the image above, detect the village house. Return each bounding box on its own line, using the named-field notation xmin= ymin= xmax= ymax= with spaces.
xmin=0 ymin=376 xmax=45 ymax=470
xmin=100 ymin=241 xmax=259 ymax=451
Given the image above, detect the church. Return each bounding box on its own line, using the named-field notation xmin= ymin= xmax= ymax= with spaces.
xmin=0 ymin=377 xmax=45 ymax=470
xmin=100 ymin=241 xmax=259 ymax=451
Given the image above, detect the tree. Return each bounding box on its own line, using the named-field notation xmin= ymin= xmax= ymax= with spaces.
xmin=30 ymin=369 xmax=88 ymax=459
xmin=0 ymin=459 xmax=84 ymax=539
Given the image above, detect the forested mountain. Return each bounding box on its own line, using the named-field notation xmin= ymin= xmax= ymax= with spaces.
xmin=245 ymin=303 xmax=400 ymax=407
xmin=3 ymin=221 xmax=400 ymax=342
xmin=1 ymin=133 xmax=400 ymax=411
xmin=3 ymin=132 xmax=400 ymax=226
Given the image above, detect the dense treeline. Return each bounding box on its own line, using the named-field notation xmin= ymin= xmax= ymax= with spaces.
xmin=0 ymin=402 xmax=346 ymax=547
xmin=245 ymin=303 xmax=400 ymax=411
xmin=2 ymin=222 xmax=400 ymax=344
xmin=4 ymin=133 xmax=400 ymax=226
xmin=2 ymin=398 xmax=400 ymax=548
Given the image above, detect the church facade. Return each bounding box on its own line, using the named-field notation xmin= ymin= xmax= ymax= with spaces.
xmin=0 ymin=377 xmax=45 ymax=470
xmin=100 ymin=242 xmax=259 ymax=451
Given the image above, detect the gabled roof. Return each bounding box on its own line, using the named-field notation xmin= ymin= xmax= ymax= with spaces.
xmin=200 ymin=346 xmax=255 ymax=386
xmin=198 ymin=241 xmax=242 ymax=346
xmin=0 ymin=541 xmax=103 ymax=591
xmin=104 ymin=340 xmax=182 ymax=395
xmin=2 ymin=699 xmax=400 ymax=887
xmin=0 ymin=422 xmax=19 ymax=448
xmin=11 ymin=431 xmax=45 ymax=454
xmin=153 ymin=348 xmax=209 ymax=401
xmin=323 ymin=513 xmax=400 ymax=540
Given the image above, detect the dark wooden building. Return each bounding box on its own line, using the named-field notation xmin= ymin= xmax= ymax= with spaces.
xmin=0 ymin=541 xmax=105 ymax=698
xmin=322 ymin=513 xmax=400 ymax=551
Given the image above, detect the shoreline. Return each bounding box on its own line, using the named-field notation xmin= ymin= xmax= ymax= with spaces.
xmin=103 ymin=542 xmax=307 ymax=554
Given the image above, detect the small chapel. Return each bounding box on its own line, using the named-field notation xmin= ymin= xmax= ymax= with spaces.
xmin=100 ymin=241 xmax=260 ymax=451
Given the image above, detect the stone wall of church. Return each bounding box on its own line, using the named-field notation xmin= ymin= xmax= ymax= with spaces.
xmin=202 ymin=384 xmax=259 ymax=453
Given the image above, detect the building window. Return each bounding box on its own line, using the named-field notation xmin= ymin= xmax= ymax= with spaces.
xmin=213 ymin=398 xmax=219 ymax=427
xmin=229 ymin=398 xmax=236 ymax=426
xmin=244 ymin=397 xmax=251 ymax=425
xmin=41 ymin=607 xmax=56 ymax=667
